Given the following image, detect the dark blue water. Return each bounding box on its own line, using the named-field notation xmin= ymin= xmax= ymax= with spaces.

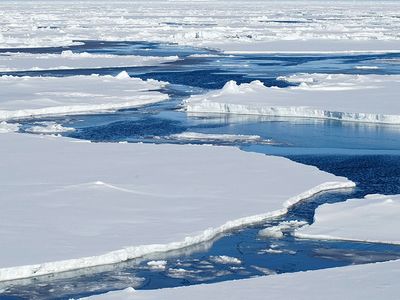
xmin=1 ymin=41 xmax=400 ymax=300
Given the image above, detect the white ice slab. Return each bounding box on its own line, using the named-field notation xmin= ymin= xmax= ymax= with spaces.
xmin=184 ymin=74 xmax=400 ymax=124
xmin=0 ymin=1 xmax=399 ymax=52
xmin=0 ymin=133 xmax=352 ymax=281
xmin=0 ymin=72 xmax=168 ymax=120
xmin=81 ymin=259 xmax=400 ymax=300
xmin=0 ymin=51 xmax=178 ymax=72
xmin=295 ymin=194 xmax=400 ymax=244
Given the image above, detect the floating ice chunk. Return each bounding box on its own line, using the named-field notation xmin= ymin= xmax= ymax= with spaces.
xmin=0 ymin=121 xmax=20 ymax=133
xmin=147 ymin=260 xmax=167 ymax=270
xmin=258 ymin=220 xmax=308 ymax=238
xmin=354 ymin=65 xmax=379 ymax=70
xmin=209 ymin=255 xmax=241 ymax=265
xmin=25 ymin=122 xmax=75 ymax=133
xmin=168 ymin=132 xmax=273 ymax=144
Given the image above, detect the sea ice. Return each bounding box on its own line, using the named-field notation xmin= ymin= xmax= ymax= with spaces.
xmin=0 ymin=133 xmax=352 ymax=281
xmin=295 ymin=194 xmax=400 ymax=244
xmin=80 ymin=259 xmax=400 ymax=300
xmin=184 ymin=74 xmax=400 ymax=124
xmin=0 ymin=72 xmax=168 ymax=120
xmin=0 ymin=51 xmax=178 ymax=72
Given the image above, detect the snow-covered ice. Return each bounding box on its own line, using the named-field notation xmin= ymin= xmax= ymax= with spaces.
xmin=184 ymin=74 xmax=400 ymax=124
xmin=0 ymin=133 xmax=352 ymax=281
xmin=80 ymin=259 xmax=400 ymax=300
xmin=0 ymin=72 xmax=168 ymax=120
xmin=0 ymin=51 xmax=178 ymax=72
xmin=295 ymin=194 xmax=400 ymax=244
xmin=1 ymin=1 xmax=400 ymax=52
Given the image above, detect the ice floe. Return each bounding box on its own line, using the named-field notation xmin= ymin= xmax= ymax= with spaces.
xmin=295 ymin=194 xmax=400 ymax=244
xmin=184 ymin=74 xmax=400 ymax=124
xmin=0 ymin=51 xmax=178 ymax=72
xmin=0 ymin=72 xmax=168 ymax=120
xmin=209 ymin=256 xmax=241 ymax=265
xmin=81 ymin=259 xmax=400 ymax=300
xmin=0 ymin=133 xmax=352 ymax=281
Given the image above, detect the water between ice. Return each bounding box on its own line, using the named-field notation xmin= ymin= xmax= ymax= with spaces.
xmin=1 ymin=41 xmax=400 ymax=299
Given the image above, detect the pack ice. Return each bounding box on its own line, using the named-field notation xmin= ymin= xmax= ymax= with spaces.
xmin=184 ymin=74 xmax=400 ymax=124
xmin=0 ymin=133 xmax=353 ymax=281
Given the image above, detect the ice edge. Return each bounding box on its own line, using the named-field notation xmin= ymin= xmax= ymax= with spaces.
xmin=184 ymin=102 xmax=400 ymax=125
xmin=0 ymin=180 xmax=355 ymax=282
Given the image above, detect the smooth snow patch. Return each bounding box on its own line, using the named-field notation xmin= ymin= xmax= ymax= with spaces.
xmin=184 ymin=74 xmax=400 ymax=124
xmin=295 ymin=194 xmax=400 ymax=244
xmin=0 ymin=133 xmax=353 ymax=281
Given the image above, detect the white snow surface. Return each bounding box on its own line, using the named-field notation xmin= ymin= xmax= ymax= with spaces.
xmin=0 ymin=133 xmax=352 ymax=281
xmin=184 ymin=74 xmax=400 ymax=124
xmin=295 ymin=194 xmax=400 ymax=244
xmin=79 ymin=259 xmax=400 ymax=300
xmin=0 ymin=72 xmax=168 ymax=120
xmin=0 ymin=51 xmax=178 ymax=72
xmin=1 ymin=1 xmax=400 ymax=52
